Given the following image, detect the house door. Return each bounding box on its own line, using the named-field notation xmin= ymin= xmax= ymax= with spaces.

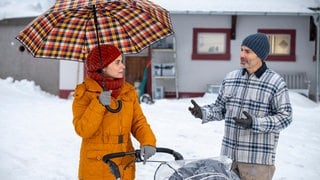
xmin=125 ymin=56 xmax=151 ymax=95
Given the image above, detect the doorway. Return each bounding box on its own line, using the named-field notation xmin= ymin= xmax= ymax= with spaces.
xmin=125 ymin=56 xmax=151 ymax=96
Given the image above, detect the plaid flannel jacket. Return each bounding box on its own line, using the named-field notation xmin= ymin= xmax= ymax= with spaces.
xmin=201 ymin=64 xmax=292 ymax=165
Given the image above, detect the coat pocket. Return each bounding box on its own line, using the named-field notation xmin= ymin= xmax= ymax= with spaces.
xmin=86 ymin=149 xmax=135 ymax=177
xmin=85 ymin=150 xmax=111 ymax=177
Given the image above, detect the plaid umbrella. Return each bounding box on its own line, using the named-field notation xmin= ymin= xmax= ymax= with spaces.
xmin=16 ymin=0 xmax=173 ymax=61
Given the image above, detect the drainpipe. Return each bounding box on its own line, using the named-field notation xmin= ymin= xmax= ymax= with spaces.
xmin=313 ymin=13 xmax=320 ymax=102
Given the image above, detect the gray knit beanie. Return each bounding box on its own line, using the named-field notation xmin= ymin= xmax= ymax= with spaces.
xmin=241 ymin=33 xmax=270 ymax=61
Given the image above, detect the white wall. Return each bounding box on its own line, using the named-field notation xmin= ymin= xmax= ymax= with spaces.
xmin=170 ymin=14 xmax=316 ymax=95
xmin=172 ymin=14 xmax=237 ymax=93
xmin=59 ymin=61 xmax=84 ymax=90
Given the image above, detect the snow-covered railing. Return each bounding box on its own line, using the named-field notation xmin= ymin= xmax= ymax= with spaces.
xmin=280 ymin=72 xmax=310 ymax=97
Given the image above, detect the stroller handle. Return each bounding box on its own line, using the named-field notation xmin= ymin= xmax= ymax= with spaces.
xmin=102 ymin=147 xmax=183 ymax=179
xmin=155 ymin=147 xmax=184 ymax=161
xmin=102 ymin=151 xmax=137 ymax=162
xmin=102 ymin=147 xmax=183 ymax=163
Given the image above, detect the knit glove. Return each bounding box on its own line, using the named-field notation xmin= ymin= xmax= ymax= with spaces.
xmin=188 ymin=99 xmax=203 ymax=119
xmin=233 ymin=111 xmax=253 ymax=129
xmin=141 ymin=145 xmax=156 ymax=164
xmin=99 ymin=91 xmax=112 ymax=106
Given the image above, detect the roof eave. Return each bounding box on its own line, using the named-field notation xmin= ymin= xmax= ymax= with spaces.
xmin=169 ymin=10 xmax=319 ymax=16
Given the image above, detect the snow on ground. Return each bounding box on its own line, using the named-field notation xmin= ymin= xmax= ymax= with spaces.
xmin=0 ymin=77 xmax=320 ymax=179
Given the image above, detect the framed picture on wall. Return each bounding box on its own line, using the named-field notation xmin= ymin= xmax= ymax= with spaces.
xmin=192 ymin=28 xmax=231 ymax=60
xmin=258 ymin=29 xmax=296 ymax=61
xmin=197 ymin=32 xmax=226 ymax=54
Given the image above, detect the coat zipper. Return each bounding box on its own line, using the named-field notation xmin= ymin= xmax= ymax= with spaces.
xmin=234 ymin=73 xmax=250 ymax=162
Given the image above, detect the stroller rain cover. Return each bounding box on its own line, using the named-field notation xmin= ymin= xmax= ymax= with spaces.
xmin=155 ymin=156 xmax=240 ymax=180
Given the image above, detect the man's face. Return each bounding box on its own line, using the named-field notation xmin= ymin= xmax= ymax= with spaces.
xmin=240 ymin=46 xmax=263 ymax=74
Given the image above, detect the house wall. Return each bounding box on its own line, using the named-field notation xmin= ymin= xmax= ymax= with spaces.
xmin=170 ymin=14 xmax=316 ymax=98
xmin=172 ymin=14 xmax=236 ymax=94
xmin=0 ymin=14 xmax=316 ymax=99
xmin=0 ymin=18 xmax=59 ymax=95
xmin=59 ymin=61 xmax=84 ymax=98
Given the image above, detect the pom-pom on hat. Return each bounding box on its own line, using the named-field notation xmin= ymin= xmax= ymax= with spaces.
xmin=241 ymin=33 xmax=270 ymax=61
xmin=85 ymin=44 xmax=121 ymax=74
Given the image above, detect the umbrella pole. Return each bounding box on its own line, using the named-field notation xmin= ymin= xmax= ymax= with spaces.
xmin=92 ymin=5 xmax=106 ymax=91
xmin=92 ymin=5 xmax=122 ymax=113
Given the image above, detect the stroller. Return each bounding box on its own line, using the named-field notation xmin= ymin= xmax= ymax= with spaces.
xmin=102 ymin=147 xmax=240 ymax=180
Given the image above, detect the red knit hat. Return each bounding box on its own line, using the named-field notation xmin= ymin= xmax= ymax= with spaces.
xmin=85 ymin=44 xmax=124 ymax=97
xmin=85 ymin=44 xmax=121 ymax=74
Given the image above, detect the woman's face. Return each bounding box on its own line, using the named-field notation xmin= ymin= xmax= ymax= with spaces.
xmin=102 ymin=55 xmax=125 ymax=79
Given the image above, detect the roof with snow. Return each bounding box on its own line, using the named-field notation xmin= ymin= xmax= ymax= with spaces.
xmin=0 ymin=0 xmax=319 ymax=21
xmin=155 ymin=0 xmax=320 ymax=15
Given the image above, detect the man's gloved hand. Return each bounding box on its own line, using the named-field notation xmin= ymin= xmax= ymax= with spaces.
xmin=140 ymin=145 xmax=156 ymax=164
xmin=188 ymin=99 xmax=203 ymax=119
xmin=233 ymin=111 xmax=253 ymax=129
xmin=99 ymin=91 xmax=112 ymax=106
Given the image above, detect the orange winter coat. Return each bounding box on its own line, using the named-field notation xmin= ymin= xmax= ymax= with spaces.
xmin=72 ymin=78 xmax=156 ymax=180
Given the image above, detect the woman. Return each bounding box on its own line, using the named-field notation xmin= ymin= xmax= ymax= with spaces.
xmin=72 ymin=44 xmax=156 ymax=179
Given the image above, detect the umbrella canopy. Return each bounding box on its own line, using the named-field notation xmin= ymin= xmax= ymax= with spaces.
xmin=16 ymin=0 xmax=173 ymax=61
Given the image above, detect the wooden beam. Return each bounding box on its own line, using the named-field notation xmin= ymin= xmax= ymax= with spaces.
xmin=310 ymin=16 xmax=317 ymax=41
xmin=231 ymin=15 xmax=237 ymax=40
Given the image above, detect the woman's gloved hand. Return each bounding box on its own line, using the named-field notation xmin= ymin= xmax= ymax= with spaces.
xmin=140 ymin=145 xmax=156 ymax=164
xmin=99 ymin=91 xmax=112 ymax=106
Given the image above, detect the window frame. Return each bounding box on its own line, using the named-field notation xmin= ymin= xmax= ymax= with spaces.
xmin=258 ymin=29 xmax=296 ymax=61
xmin=192 ymin=28 xmax=231 ymax=60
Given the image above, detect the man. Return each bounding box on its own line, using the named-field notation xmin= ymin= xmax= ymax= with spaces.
xmin=189 ymin=33 xmax=292 ymax=180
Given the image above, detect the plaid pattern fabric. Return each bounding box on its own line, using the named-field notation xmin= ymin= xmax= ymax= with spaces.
xmin=201 ymin=67 xmax=292 ymax=165
xmin=16 ymin=0 xmax=173 ymax=61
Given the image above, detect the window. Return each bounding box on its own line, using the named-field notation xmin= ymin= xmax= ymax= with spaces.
xmin=258 ymin=29 xmax=296 ymax=61
xmin=152 ymin=35 xmax=175 ymax=50
xmin=192 ymin=28 xmax=231 ymax=60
